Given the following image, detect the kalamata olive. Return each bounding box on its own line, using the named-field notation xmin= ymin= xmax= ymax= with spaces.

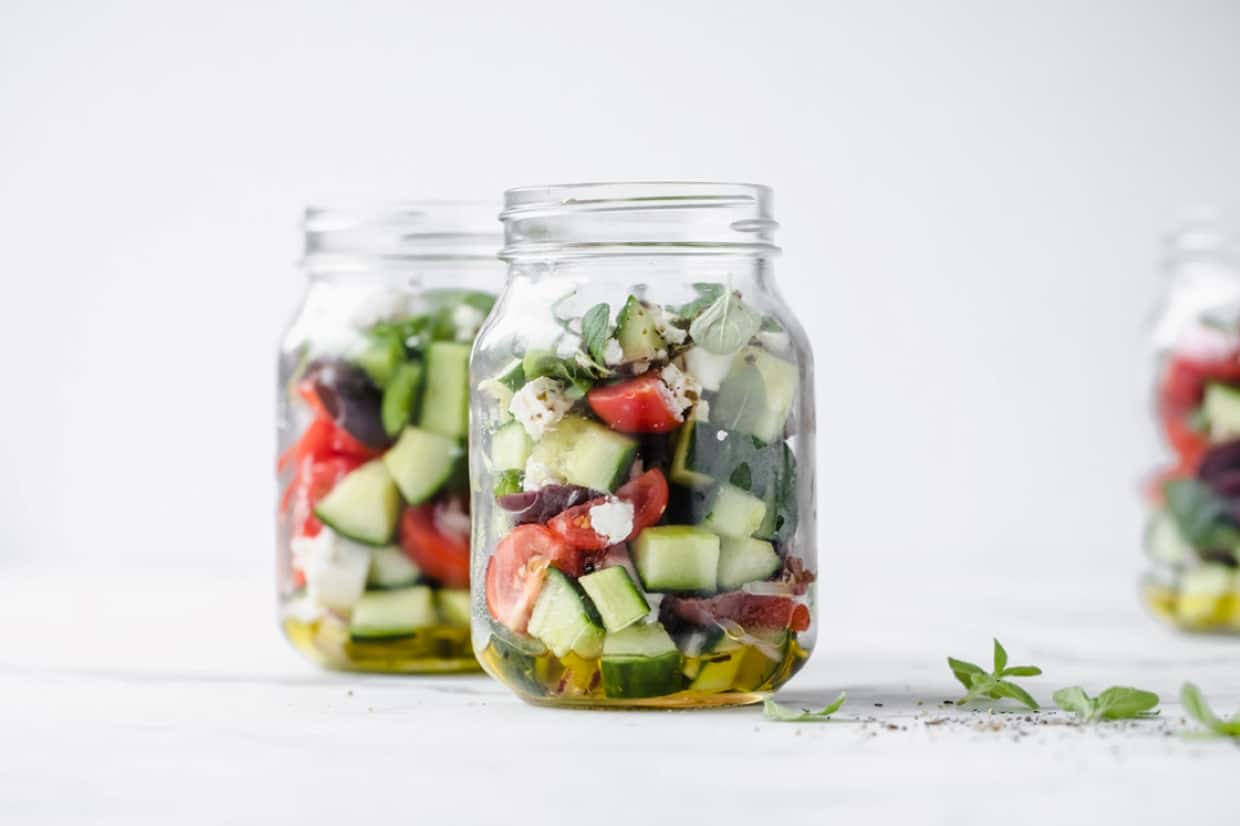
xmin=497 ymin=484 xmax=600 ymax=525
xmin=306 ymin=359 xmax=390 ymax=449
xmin=1196 ymin=549 xmax=1240 ymax=568
xmin=1197 ymin=439 xmax=1240 ymax=485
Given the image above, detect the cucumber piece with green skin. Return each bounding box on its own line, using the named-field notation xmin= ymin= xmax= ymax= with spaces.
xmin=702 ymin=484 xmax=767 ymax=538
xmin=712 ymin=347 xmax=798 ymax=444
xmin=753 ymin=442 xmax=797 ymax=543
xmin=600 ymin=622 xmax=683 ymax=698
xmin=632 ymin=525 xmax=720 ymax=593
xmin=716 ymin=536 xmax=781 ymax=590
xmin=381 ymin=360 xmax=423 ymax=437
xmin=527 ymin=567 xmax=605 ymax=658
xmin=528 ymin=415 xmax=636 ymax=492
xmin=355 ymin=331 xmax=406 ymax=388
xmin=419 ymin=342 xmax=472 ymax=439
xmin=495 ymin=359 xmax=527 ymax=392
xmin=436 ymin=588 xmax=472 ymax=628
xmin=1204 ymin=383 xmax=1240 ymax=441
xmin=579 ymin=566 xmax=650 ymax=632
xmin=687 ymin=639 xmax=745 ymax=692
xmin=1145 ymin=510 xmax=1195 ymax=566
xmin=349 ymin=585 xmax=438 ymax=641
xmin=670 ymin=421 xmax=718 ymax=489
xmin=616 ymin=296 xmax=666 ymax=362
xmin=493 ymin=469 xmax=524 ymax=497
xmin=492 ymin=420 xmax=534 ymax=472
xmin=313 ymin=460 xmax=401 ymax=546
xmin=382 ymin=426 xmax=461 ymax=505
xmin=367 ymin=545 xmax=421 ymax=589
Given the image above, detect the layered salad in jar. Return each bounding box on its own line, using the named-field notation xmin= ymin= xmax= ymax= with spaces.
xmin=278 ymin=287 xmax=494 ymax=671
xmin=474 ymin=284 xmax=813 ymax=706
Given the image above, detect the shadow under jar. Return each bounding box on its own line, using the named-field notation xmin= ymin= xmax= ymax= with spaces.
xmin=469 ymin=182 xmax=817 ymax=707
xmin=277 ymin=202 xmax=503 ymax=672
xmin=1143 ymin=212 xmax=1240 ymax=633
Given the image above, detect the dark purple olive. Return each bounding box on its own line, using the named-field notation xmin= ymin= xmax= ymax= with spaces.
xmin=1196 ymin=549 xmax=1240 ymax=568
xmin=305 ymin=359 xmax=390 ymax=449
xmin=1197 ymin=440 xmax=1240 ymax=485
xmin=497 ymin=484 xmax=601 ymax=525
xmin=1209 ymin=470 xmax=1240 ymax=500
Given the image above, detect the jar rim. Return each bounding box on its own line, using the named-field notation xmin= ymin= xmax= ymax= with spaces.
xmin=303 ymin=200 xmax=503 ymax=270
xmin=499 ymin=181 xmax=779 ymax=260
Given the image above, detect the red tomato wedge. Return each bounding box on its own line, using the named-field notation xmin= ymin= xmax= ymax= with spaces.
xmin=548 ymin=469 xmax=670 ymax=550
xmin=587 ymin=374 xmax=682 ymax=433
xmin=278 ymin=415 xmax=377 ymax=472
xmin=282 ymin=454 xmax=363 ymax=535
xmin=400 ymin=504 xmax=471 ymax=589
xmin=664 ymin=593 xmax=811 ymax=633
xmin=485 ymin=525 xmax=581 ymax=633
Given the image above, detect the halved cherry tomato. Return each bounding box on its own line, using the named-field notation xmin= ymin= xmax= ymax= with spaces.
xmin=587 ymin=374 xmax=682 ymax=433
xmin=548 ymin=469 xmax=670 ymax=550
xmin=400 ymin=504 xmax=471 ymax=589
xmin=485 ymin=524 xmax=581 ymax=633
xmin=664 ymin=593 xmax=811 ymax=632
xmin=1160 ymin=407 xmax=1209 ymax=471
xmin=282 ymin=454 xmax=363 ymax=536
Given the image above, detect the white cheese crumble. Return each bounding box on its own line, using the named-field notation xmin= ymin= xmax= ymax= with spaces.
xmin=682 ymin=346 xmax=736 ymax=392
xmin=693 ymin=398 xmax=711 ymax=422
xmin=649 ymin=304 xmax=687 ymax=345
xmin=508 ymin=376 xmax=572 ymax=440
xmin=659 ymin=362 xmax=701 ymax=417
xmin=451 ymin=304 xmax=486 ymax=342
xmin=588 ymin=499 xmax=635 ymax=546
xmin=523 ymin=455 xmax=564 ymax=491
xmin=756 ymin=329 xmax=791 ymax=353
xmin=290 ymin=528 xmax=371 ymax=613
xmin=603 ymin=338 xmax=624 ymax=366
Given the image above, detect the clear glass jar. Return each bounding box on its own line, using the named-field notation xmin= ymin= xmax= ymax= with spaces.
xmin=469 ymin=182 xmax=817 ymax=707
xmin=277 ymin=202 xmax=503 ymax=671
xmin=1143 ymin=211 xmax=1240 ymax=633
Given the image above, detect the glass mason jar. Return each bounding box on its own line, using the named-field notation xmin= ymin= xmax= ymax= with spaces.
xmin=1143 ymin=211 xmax=1240 ymax=633
xmin=469 ymin=182 xmax=817 ymax=707
xmin=277 ymin=202 xmax=503 ymax=671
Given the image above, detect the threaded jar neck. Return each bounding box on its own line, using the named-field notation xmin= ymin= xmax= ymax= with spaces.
xmin=499 ymin=182 xmax=780 ymax=262
xmin=302 ymin=201 xmax=502 ymax=276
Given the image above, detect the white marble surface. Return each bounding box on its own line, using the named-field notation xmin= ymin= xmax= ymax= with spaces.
xmin=2 ymin=566 xmax=1236 ymax=825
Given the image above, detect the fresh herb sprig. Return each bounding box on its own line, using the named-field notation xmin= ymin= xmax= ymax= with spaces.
xmin=689 ymin=288 xmax=762 ymax=355
xmin=1181 ymin=682 xmax=1240 ymax=740
xmin=948 ymin=639 xmax=1042 ymax=710
xmin=763 ymin=692 xmax=847 ymax=722
xmin=580 ymin=302 xmax=612 ymax=366
xmin=1053 ymin=686 xmax=1160 ymax=722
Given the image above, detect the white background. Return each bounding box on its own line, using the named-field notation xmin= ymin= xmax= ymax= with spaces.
xmin=2 ymin=1 xmax=1238 ymax=602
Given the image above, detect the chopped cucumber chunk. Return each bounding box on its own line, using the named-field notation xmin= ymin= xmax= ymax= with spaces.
xmin=670 ymin=421 xmax=717 ymax=489
xmin=527 ymin=568 xmax=605 ymax=658
xmin=616 ymin=296 xmax=666 ymax=362
xmin=1204 ymin=382 xmax=1240 ymax=441
xmin=528 ymin=415 xmax=636 ymax=492
xmin=382 ymin=426 xmax=461 ymax=505
xmin=436 ymin=588 xmax=472 ymax=628
xmin=349 ymin=586 xmax=438 ymax=641
xmin=419 ymin=342 xmax=471 ymax=439
xmin=1145 ymin=510 xmax=1195 ymax=566
xmin=711 ymin=347 xmax=797 ymax=443
xmin=492 ymin=420 xmax=534 ymax=472
xmin=701 ymin=484 xmax=767 ymax=538
xmin=355 ymin=332 xmax=405 ymax=388
xmin=579 ymin=566 xmax=650 ymax=632
xmin=716 ymin=536 xmax=781 ymax=590
xmin=632 ymin=525 xmax=720 ymax=593
xmin=313 ymin=460 xmax=401 ymax=546
xmin=381 ymin=360 xmax=423 ymax=437
xmin=1176 ymin=565 xmax=1235 ymax=624
xmin=600 ymin=622 xmax=683 ymax=698
xmin=367 ymin=545 xmax=421 ymax=589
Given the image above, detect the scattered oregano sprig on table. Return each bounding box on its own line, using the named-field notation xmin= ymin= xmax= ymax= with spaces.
xmin=948 ymin=638 xmax=1042 ymax=710
xmin=1052 ymin=686 xmax=1161 ymax=722
xmin=1180 ymin=682 xmax=1240 ymax=740
xmin=762 ymin=692 xmax=847 ymax=723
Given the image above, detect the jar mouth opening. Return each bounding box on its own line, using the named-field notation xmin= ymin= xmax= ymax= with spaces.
xmin=303 ymin=201 xmax=503 ymax=268
xmin=499 ymin=181 xmax=779 ymax=260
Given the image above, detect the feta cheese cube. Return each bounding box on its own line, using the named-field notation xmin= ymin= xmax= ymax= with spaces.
xmin=659 ymin=362 xmax=701 ymax=417
xmin=588 ymin=499 xmax=635 ymax=546
xmin=508 ymin=376 xmax=572 ymax=440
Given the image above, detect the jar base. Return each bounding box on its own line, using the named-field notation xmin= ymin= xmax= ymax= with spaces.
xmin=1142 ymin=580 xmax=1240 ymax=635
xmin=283 ymin=618 xmax=483 ymax=674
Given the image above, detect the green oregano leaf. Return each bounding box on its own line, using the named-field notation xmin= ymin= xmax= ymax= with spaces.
xmin=763 ymin=692 xmax=847 ymax=722
xmin=689 ymin=289 xmax=762 ymax=355
xmin=581 ymin=303 xmax=612 ymax=366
